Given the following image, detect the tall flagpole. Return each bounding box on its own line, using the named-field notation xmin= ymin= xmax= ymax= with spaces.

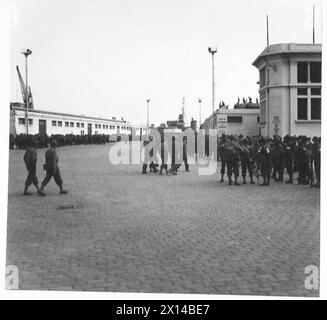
xmin=313 ymin=5 xmax=315 ymax=44
xmin=266 ymin=14 xmax=270 ymax=47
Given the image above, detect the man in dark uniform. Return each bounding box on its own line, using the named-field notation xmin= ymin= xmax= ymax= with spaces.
xmin=218 ymin=134 xmax=227 ymax=182
xmin=225 ymin=136 xmax=240 ymax=186
xmin=39 ymin=139 xmax=68 ymax=196
xmin=258 ymin=137 xmax=272 ymax=186
xmin=312 ymin=137 xmax=321 ymax=188
xmin=271 ymin=135 xmax=285 ymax=182
xmin=23 ymin=137 xmax=41 ymax=195
xmin=283 ymin=135 xmax=294 ymax=184
xmin=182 ymin=136 xmax=190 ymax=172
xmin=240 ymin=138 xmax=255 ymax=184
xmin=297 ymin=136 xmax=310 ymax=185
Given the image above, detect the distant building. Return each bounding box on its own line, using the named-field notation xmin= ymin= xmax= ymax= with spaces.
xmin=10 ymin=103 xmax=147 ymax=136
xmin=201 ymin=107 xmax=260 ymax=137
xmin=253 ymin=43 xmax=322 ymax=137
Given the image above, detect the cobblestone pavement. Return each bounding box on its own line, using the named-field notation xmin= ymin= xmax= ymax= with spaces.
xmin=6 ymin=143 xmax=320 ymax=296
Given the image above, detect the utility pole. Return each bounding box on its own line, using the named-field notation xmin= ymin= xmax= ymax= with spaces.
xmin=198 ymin=98 xmax=202 ymax=130
xmin=146 ymin=99 xmax=150 ymax=133
xmin=22 ymin=49 xmax=32 ymax=134
xmin=208 ymin=46 xmax=217 ymax=122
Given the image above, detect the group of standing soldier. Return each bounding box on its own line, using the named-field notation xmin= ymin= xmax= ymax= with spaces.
xmin=141 ymin=132 xmax=321 ymax=189
xmin=218 ymin=133 xmax=321 ymax=187
xmin=23 ymin=137 xmax=68 ymax=196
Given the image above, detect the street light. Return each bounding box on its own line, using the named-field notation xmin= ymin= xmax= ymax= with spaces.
xmin=208 ymin=46 xmax=217 ymax=120
xmin=146 ymin=99 xmax=150 ymax=133
xmin=198 ymin=98 xmax=202 ymax=130
xmin=21 ymin=48 xmax=32 ymax=135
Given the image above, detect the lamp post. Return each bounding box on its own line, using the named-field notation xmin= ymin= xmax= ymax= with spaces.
xmin=22 ymin=48 xmax=32 ymax=134
xmin=208 ymin=46 xmax=217 ymax=121
xmin=198 ymin=98 xmax=202 ymax=130
xmin=146 ymin=99 xmax=150 ymax=133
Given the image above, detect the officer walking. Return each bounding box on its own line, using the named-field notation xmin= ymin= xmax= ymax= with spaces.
xmin=23 ymin=137 xmax=41 ymax=195
xmin=39 ymin=139 xmax=68 ymax=196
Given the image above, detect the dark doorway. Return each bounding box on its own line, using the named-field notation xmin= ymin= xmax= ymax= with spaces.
xmin=87 ymin=123 xmax=92 ymax=135
xmin=39 ymin=119 xmax=47 ymax=135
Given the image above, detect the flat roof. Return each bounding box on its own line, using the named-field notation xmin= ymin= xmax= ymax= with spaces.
xmin=10 ymin=105 xmax=140 ymax=125
xmin=253 ymin=43 xmax=322 ymax=67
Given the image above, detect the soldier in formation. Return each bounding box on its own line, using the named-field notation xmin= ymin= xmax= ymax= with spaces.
xmin=216 ymin=134 xmax=320 ymax=188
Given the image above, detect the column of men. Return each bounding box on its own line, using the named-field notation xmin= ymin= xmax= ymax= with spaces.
xmin=23 ymin=137 xmax=68 ymax=196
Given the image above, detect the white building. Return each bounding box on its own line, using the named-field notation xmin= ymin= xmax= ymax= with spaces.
xmin=253 ymin=43 xmax=322 ymax=137
xmin=10 ymin=103 xmax=147 ymax=136
xmin=201 ymin=106 xmax=260 ymax=137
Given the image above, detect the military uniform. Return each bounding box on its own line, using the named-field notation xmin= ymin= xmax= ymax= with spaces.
xmin=283 ymin=136 xmax=294 ymax=184
xmin=225 ymin=137 xmax=240 ymax=186
xmin=23 ymin=145 xmax=40 ymax=195
xmin=271 ymin=138 xmax=285 ymax=182
xmin=258 ymin=140 xmax=272 ymax=186
xmin=312 ymin=137 xmax=321 ymax=188
xmin=39 ymin=140 xmax=68 ymax=195
xmin=218 ymin=135 xmax=227 ymax=182
xmin=240 ymin=140 xmax=255 ymax=184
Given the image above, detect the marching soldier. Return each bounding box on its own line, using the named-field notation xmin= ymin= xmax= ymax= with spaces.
xmin=39 ymin=139 xmax=68 ymax=196
xmin=23 ymin=137 xmax=41 ymax=195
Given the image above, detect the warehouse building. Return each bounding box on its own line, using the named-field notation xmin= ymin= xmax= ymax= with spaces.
xmin=10 ymin=103 xmax=147 ymax=136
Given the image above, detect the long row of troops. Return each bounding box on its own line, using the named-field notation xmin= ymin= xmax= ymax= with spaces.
xmin=141 ymin=133 xmax=321 ymax=188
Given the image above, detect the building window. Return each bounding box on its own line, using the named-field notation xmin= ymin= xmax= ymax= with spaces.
xmin=297 ymin=62 xmax=321 ymax=83
xmin=76 ymin=122 xmax=80 ymax=128
xmin=260 ymin=101 xmax=266 ymax=124
xmin=311 ymin=98 xmax=321 ymax=120
xmin=58 ymin=121 xmax=62 ymax=127
xmin=81 ymin=123 xmax=84 ymax=128
xmin=259 ymin=68 xmax=266 ymax=87
xmin=52 ymin=120 xmax=57 ymax=126
xmin=65 ymin=121 xmax=69 ymax=127
xmin=297 ymin=98 xmax=308 ymax=120
xmin=18 ymin=118 xmax=25 ymax=125
xmin=297 ymin=87 xmax=321 ymax=120
xmin=28 ymin=119 xmax=33 ymax=125
xmin=70 ymin=122 xmax=74 ymax=127
xmin=227 ymin=116 xmax=242 ymax=123
xmin=310 ymin=62 xmax=321 ymax=83
xmin=297 ymin=62 xmax=308 ymax=83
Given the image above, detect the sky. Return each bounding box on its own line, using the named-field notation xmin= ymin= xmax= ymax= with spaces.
xmin=10 ymin=0 xmax=323 ymax=127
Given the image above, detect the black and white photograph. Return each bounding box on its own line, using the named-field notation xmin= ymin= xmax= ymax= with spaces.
xmin=2 ymin=0 xmax=325 ymax=299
